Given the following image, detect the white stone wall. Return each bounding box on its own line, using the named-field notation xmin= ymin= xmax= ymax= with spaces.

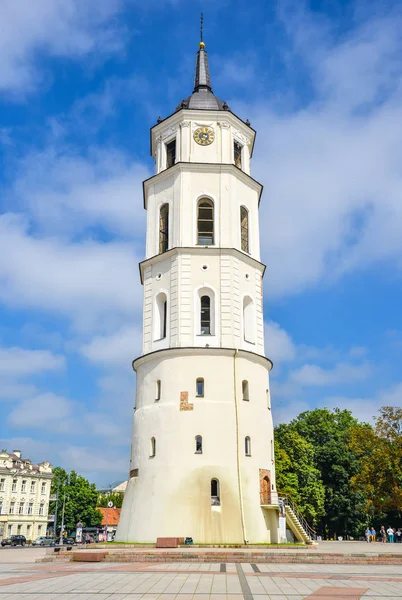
xmin=116 ymin=349 xmax=278 ymax=544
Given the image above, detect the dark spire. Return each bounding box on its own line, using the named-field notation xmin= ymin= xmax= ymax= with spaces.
xmin=175 ymin=15 xmax=229 ymax=112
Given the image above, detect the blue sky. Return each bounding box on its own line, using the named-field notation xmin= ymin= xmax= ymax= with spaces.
xmin=1 ymin=0 xmax=402 ymax=486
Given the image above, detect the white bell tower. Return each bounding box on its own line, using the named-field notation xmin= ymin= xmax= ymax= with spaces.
xmin=116 ymin=34 xmax=280 ymax=544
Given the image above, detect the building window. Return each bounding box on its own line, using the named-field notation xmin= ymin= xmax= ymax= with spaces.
xmin=195 ymin=435 xmax=203 ymax=453
xmin=0 ymin=501 xmax=2 ymax=515
xmin=19 ymin=502 xmax=24 ymax=515
xmin=200 ymin=296 xmax=211 ymax=335
xmin=240 ymin=206 xmax=249 ymax=252
xmin=242 ymin=380 xmax=249 ymax=401
xmin=156 ymin=380 xmax=161 ymax=401
xmin=166 ymin=139 xmax=176 ymax=168
xmin=159 ymin=203 xmax=169 ymax=254
xmin=150 ymin=437 xmax=156 ymax=458
xmin=197 ymin=199 xmax=214 ymax=245
xmin=245 ymin=436 xmax=251 ymax=456
xmin=266 ymin=388 xmax=271 ymax=409
xmin=28 ymin=503 xmax=33 ymax=515
xmin=17 ymin=525 xmax=22 ymax=533
xmin=39 ymin=504 xmax=44 ymax=516
xmin=0 ymin=478 xmax=4 ymax=491
xmin=154 ymin=292 xmax=167 ymax=340
xmin=271 ymin=440 xmax=274 ymax=462
xmin=41 ymin=482 xmax=46 ymax=494
xmin=10 ymin=502 xmax=15 ymax=514
xmin=21 ymin=480 xmax=26 ymax=492
xmin=234 ymin=140 xmax=242 ymax=168
xmin=30 ymin=481 xmax=36 ymax=493
xmin=196 ymin=378 xmax=204 ymax=397
xmin=12 ymin=479 xmax=17 ymax=492
xmin=243 ymin=296 xmax=256 ymax=343
xmin=211 ymin=479 xmax=220 ymax=506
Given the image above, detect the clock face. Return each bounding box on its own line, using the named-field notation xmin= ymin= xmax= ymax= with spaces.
xmin=193 ymin=126 xmax=215 ymax=146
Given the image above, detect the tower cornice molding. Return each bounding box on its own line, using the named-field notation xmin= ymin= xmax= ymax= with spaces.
xmin=132 ymin=346 xmax=273 ymax=373
xmin=143 ymin=161 xmax=263 ymax=209
xmin=138 ymin=246 xmax=266 ymax=284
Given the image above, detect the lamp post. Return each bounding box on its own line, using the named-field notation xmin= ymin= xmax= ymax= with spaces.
xmin=53 ymin=478 xmax=60 ymax=540
xmin=59 ymin=492 xmax=67 ymax=545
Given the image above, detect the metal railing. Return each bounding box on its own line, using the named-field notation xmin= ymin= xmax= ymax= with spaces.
xmin=278 ymin=492 xmax=318 ymax=541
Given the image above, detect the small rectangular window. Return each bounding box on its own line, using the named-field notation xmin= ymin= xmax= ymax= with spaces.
xmin=0 ymin=478 xmax=5 ymax=491
xmin=156 ymin=380 xmax=161 ymax=401
xmin=12 ymin=479 xmax=17 ymax=492
xmin=19 ymin=503 xmax=24 ymax=514
xmin=41 ymin=482 xmax=46 ymax=494
xmin=166 ymin=139 xmax=176 ymax=168
xmin=10 ymin=502 xmax=15 ymax=514
xmin=196 ymin=378 xmax=204 ymax=397
xmin=21 ymin=480 xmax=26 ymax=492
xmin=234 ymin=141 xmax=242 ymax=169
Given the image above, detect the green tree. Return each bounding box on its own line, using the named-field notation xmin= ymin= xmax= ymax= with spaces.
xmin=50 ymin=467 xmax=103 ymax=534
xmin=275 ymin=426 xmax=325 ymax=527
xmin=277 ymin=408 xmax=367 ymax=538
xmin=97 ymin=491 xmax=124 ymax=509
xmin=350 ymin=406 xmax=402 ymax=520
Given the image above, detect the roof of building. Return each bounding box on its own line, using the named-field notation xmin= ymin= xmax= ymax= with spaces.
xmin=0 ymin=450 xmax=53 ymax=475
xmin=175 ymin=41 xmax=229 ymax=112
xmin=97 ymin=507 xmax=121 ymax=526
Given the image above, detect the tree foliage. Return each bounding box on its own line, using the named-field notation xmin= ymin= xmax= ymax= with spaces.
xmin=50 ymin=467 xmax=103 ymax=534
xmin=97 ymin=491 xmax=124 ymax=509
xmin=275 ymin=408 xmax=367 ymax=537
xmin=349 ymin=406 xmax=402 ymax=518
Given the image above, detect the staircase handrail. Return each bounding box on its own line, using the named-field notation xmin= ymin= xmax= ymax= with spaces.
xmin=278 ymin=491 xmax=317 ymax=541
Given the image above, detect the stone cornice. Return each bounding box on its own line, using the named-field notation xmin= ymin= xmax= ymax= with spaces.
xmin=133 ymin=347 xmax=273 ymax=372
xmin=138 ymin=246 xmax=266 ymax=284
xmin=142 ymin=161 xmax=263 ymax=209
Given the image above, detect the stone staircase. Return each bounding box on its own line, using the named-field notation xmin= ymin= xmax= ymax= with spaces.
xmin=280 ymin=494 xmax=317 ymax=545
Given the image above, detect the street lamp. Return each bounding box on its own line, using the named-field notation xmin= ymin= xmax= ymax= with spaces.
xmin=59 ymin=492 xmax=67 ymax=545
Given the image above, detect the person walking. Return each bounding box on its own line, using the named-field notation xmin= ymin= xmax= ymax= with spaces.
xmin=365 ymin=527 xmax=371 ymax=543
xmin=370 ymin=527 xmax=376 ymax=542
xmin=387 ymin=527 xmax=394 ymax=543
xmin=396 ymin=529 xmax=402 ymax=543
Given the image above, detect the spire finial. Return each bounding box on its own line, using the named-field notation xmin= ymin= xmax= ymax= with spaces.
xmin=199 ymin=13 xmax=205 ymax=49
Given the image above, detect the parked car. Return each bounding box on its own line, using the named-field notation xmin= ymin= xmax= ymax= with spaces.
xmin=1 ymin=535 xmax=26 ymax=547
xmin=55 ymin=537 xmax=75 ymax=545
xmin=32 ymin=536 xmax=55 ymax=547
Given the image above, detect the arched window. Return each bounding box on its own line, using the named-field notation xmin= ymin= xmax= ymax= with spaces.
xmin=234 ymin=140 xmax=242 ymax=169
xmin=156 ymin=380 xmax=161 ymax=401
xmin=154 ymin=293 xmax=167 ymax=340
xmin=240 ymin=206 xmax=249 ymax=253
xmin=242 ymin=380 xmax=249 ymax=401
xmin=196 ymin=378 xmax=204 ymax=397
xmin=243 ymin=296 xmax=256 ymax=344
xmin=150 ymin=437 xmax=156 ymax=457
xmin=195 ymin=435 xmax=203 ymax=453
xmin=197 ymin=199 xmax=214 ymax=245
xmin=211 ymin=478 xmax=220 ymax=505
xmin=159 ymin=204 xmax=169 ymax=253
xmin=245 ymin=436 xmax=251 ymax=456
xmin=200 ymin=296 xmax=211 ymax=335
xmin=266 ymin=388 xmax=271 ymax=409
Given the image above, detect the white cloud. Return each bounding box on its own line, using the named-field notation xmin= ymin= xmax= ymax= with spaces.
xmin=0 ymin=0 xmax=127 ymax=94
xmin=264 ymin=320 xmax=296 ymax=364
xmin=7 ymin=392 xmax=75 ymax=431
xmin=290 ymin=361 xmax=371 ymax=386
xmin=80 ymin=325 xmax=142 ymax=367
xmin=0 ymin=345 xmax=65 ymax=377
xmin=0 ymin=214 xmax=142 ymax=331
xmin=249 ymin=10 xmax=402 ymax=299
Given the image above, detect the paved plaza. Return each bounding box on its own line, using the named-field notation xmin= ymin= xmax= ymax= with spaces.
xmin=1 ymin=547 xmax=402 ymax=600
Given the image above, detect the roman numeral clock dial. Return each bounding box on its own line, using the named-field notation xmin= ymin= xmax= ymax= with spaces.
xmin=193 ymin=126 xmax=215 ymax=146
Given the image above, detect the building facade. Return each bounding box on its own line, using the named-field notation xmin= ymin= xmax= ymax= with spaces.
xmin=0 ymin=450 xmax=53 ymax=542
xmin=116 ymin=38 xmax=280 ymax=544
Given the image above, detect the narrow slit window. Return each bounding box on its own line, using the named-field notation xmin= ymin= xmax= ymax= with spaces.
xmin=245 ymin=436 xmax=251 ymax=456
xmin=243 ymin=296 xmax=256 ymax=343
xmin=240 ymin=206 xmax=249 ymax=252
xmin=166 ymin=139 xmax=176 ymax=168
xmin=196 ymin=378 xmax=204 ymax=397
xmin=200 ymin=296 xmax=211 ymax=335
xmin=234 ymin=141 xmax=242 ymax=169
xmin=195 ymin=435 xmax=203 ymax=453
xmin=156 ymin=380 xmax=161 ymax=401
xmin=242 ymin=380 xmax=249 ymax=401
xmin=197 ymin=199 xmax=214 ymax=245
xmin=162 ymin=300 xmax=167 ymax=338
xmin=154 ymin=293 xmax=168 ymax=340
xmin=159 ymin=204 xmax=169 ymax=253
xmin=150 ymin=437 xmax=156 ymax=457
xmin=211 ymin=478 xmax=220 ymax=505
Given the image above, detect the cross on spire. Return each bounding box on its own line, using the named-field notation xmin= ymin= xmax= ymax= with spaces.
xmin=200 ymin=13 xmax=203 ymax=44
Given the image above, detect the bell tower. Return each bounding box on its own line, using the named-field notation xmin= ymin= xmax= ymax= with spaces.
xmin=116 ymin=29 xmax=280 ymax=544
